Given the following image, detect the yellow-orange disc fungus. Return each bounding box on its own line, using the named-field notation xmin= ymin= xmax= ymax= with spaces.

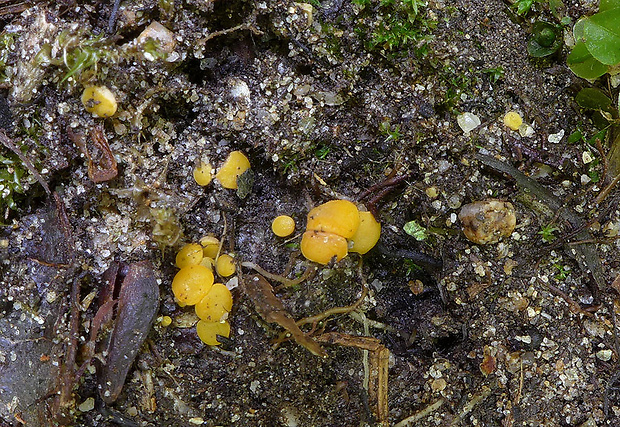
xmin=271 ymin=215 xmax=296 ymax=237
xmin=81 ymin=86 xmax=117 ymax=118
xmin=200 ymin=236 xmax=220 ymax=259
xmin=306 ymin=200 xmax=360 ymax=239
xmin=172 ymin=265 xmax=214 ymax=305
xmin=175 ymin=243 xmax=204 ymax=268
xmin=301 ymin=230 xmax=349 ymax=265
xmin=195 ymin=284 xmax=233 ymax=322
xmin=215 ymin=151 xmax=250 ymax=189
xmin=215 ymin=254 xmax=236 ymax=277
xmin=193 ymin=162 xmax=213 ymax=186
xmin=196 ymin=319 xmax=231 ymax=346
xmin=348 ymin=211 xmax=381 ymax=254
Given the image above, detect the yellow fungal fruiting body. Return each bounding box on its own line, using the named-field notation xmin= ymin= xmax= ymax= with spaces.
xmin=81 ymin=86 xmax=117 ymax=118
xmin=503 ymin=112 xmax=523 ymax=131
xmin=195 ymin=284 xmax=233 ymax=322
xmin=271 ymin=215 xmax=296 ymax=237
xmin=193 ymin=162 xmax=213 ymax=186
xmin=348 ymin=211 xmax=381 ymax=254
xmin=301 ymin=230 xmax=348 ymax=265
xmin=196 ymin=319 xmax=231 ymax=346
xmin=175 ymin=243 xmax=204 ymax=268
xmin=200 ymin=236 xmax=220 ymax=258
xmin=306 ymin=200 xmax=360 ymax=239
xmin=215 ymin=254 xmax=236 ymax=277
xmin=172 ymin=265 xmax=214 ymax=305
xmin=215 ymin=151 xmax=251 ymax=189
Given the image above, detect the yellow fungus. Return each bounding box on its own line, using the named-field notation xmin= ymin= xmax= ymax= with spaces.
xmin=215 ymin=254 xmax=236 ymax=277
xmin=215 ymin=151 xmax=251 ymax=189
xmin=271 ymin=215 xmax=296 ymax=237
xmin=200 ymin=256 xmax=215 ymax=270
xmin=200 ymin=236 xmax=220 ymax=258
xmin=172 ymin=265 xmax=214 ymax=305
xmin=348 ymin=211 xmax=381 ymax=254
xmin=195 ymin=284 xmax=233 ymax=322
xmin=306 ymin=200 xmax=360 ymax=239
xmin=81 ymin=86 xmax=117 ymax=118
xmin=160 ymin=316 xmax=172 ymax=327
xmin=503 ymin=111 xmax=523 ymax=131
xmin=196 ymin=320 xmax=231 ymax=346
xmin=175 ymin=243 xmax=204 ymax=268
xmin=193 ymin=162 xmax=213 ymax=186
xmin=300 ymin=230 xmax=348 ymax=265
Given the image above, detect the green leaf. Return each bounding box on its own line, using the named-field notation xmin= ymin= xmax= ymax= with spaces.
xmin=528 ymin=21 xmax=562 ymax=57
xmin=403 ymin=220 xmax=428 ymax=241
xmin=599 ymin=0 xmax=620 ymax=13
xmin=583 ymin=9 xmax=620 ymax=65
xmin=567 ymin=42 xmax=609 ymax=79
xmin=573 ymin=17 xmax=586 ymax=42
xmin=575 ymin=87 xmax=612 ymax=110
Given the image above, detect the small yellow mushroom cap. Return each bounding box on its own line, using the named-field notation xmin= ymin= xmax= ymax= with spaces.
xmin=81 ymin=86 xmax=117 ymax=118
xmin=215 ymin=151 xmax=251 ymax=189
xmin=175 ymin=243 xmax=204 ymax=268
xmin=348 ymin=211 xmax=381 ymax=254
xmin=193 ymin=162 xmax=213 ymax=186
xmin=215 ymin=254 xmax=236 ymax=277
xmin=306 ymin=200 xmax=360 ymax=239
xmin=271 ymin=215 xmax=296 ymax=237
xmin=301 ymin=230 xmax=348 ymax=265
xmin=196 ymin=319 xmax=231 ymax=346
xmin=503 ymin=111 xmax=523 ymax=131
xmin=200 ymin=256 xmax=215 ymax=270
xmin=172 ymin=265 xmax=214 ymax=305
xmin=195 ymin=283 xmax=233 ymax=322
xmin=160 ymin=315 xmax=173 ymax=327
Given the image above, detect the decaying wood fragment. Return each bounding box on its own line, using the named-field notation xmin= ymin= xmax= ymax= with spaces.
xmin=242 ymin=274 xmax=328 ymax=358
xmin=316 ymin=333 xmax=389 ymax=426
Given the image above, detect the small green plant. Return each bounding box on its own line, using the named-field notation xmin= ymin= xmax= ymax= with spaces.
xmin=538 ymin=223 xmax=559 ymax=242
xmin=315 ymin=145 xmax=331 ymax=160
xmin=528 ymin=21 xmax=562 ymax=57
xmin=481 ymin=66 xmax=505 ymax=83
xmin=379 ymin=121 xmax=402 ymax=142
xmin=0 ymin=152 xmax=36 ymax=213
xmin=552 ymin=262 xmax=570 ymax=281
xmin=567 ymin=0 xmax=620 ymax=80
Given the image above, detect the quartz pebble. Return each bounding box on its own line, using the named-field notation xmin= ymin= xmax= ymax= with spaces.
xmin=457 ymin=112 xmax=481 ymax=133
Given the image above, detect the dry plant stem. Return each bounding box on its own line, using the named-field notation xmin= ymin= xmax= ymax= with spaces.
xmin=394 ymin=399 xmax=446 ymax=427
xmin=594 ymin=171 xmax=620 ymax=206
xmin=241 ymin=261 xmax=316 ymax=288
xmin=315 ymin=333 xmax=389 ymax=426
xmin=450 ymin=382 xmax=495 ymax=426
xmin=538 ymin=278 xmax=595 ymax=317
xmin=295 ymin=259 xmax=368 ymax=328
xmin=596 ymin=138 xmax=608 ymax=184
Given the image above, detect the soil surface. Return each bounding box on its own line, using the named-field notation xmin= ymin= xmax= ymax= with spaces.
xmin=1 ymin=0 xmax=619 ymax=426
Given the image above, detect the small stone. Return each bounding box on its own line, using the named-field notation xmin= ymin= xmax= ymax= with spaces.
xmin=78 ymin=397 xmax=95 ymax=412
xmin=458 ymin=199 xmax=516 ymax=244
xmin=430 ymin=378 xmax=446 ymax=391
xmin=457 ymin=112 xmax=481 ymax=133
xmin=582 ymin=151 xmax=594 ymax=164
xmin=548 ymin=129 xmax=565 ymax=144
xmin=596 ymin=349 xmax=613 ymax=361
xmin=519 ymin=123 xmax=535 ymax=137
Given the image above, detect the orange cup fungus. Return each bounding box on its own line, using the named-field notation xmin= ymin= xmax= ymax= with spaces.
xmin=271 ymin=215 xmax=296 ymax=237
xmin=300 ymin=200 xmax=381 ymax=264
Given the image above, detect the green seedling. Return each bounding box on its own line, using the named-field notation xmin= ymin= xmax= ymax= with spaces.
xmin=528 ymin=21 xmax=562 ymax=57
xmin=538 ymin=223 xmax=559 ymax=242
xmin=404 ymin=220 xmax=428 ymax=241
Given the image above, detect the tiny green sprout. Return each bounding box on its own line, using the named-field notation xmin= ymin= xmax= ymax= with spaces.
xmin=379 ymin=121 xmax=402 ymax=142
xmin=528 ymin=21 xmax=562 ymax=57
xmin=404 ymin=259 xmax=423 ymax=276
xmin=513 ymin=0 xmax=535 ymax=16
xmin=482 ymin=66 xmax=505 ymax=84
xmin=538 ymin=223 xmax=559 ymax=243
xmin=315 ymin=145 xmax=331 ymax=160
xmin=404 ymin=220 xmax=428 ymax=241
xmin=553 ymin=262 xmax=570 ymax=281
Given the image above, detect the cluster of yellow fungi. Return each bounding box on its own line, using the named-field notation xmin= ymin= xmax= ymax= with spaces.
xmin=172 ymin=237 xmax=235 ymax=345
xmin=193 ymin=150 xmax=251 ymax=189
xmin=300 ymin=200 xmax=381 ymax=265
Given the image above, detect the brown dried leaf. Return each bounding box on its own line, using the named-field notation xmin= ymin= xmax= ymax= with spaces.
xmin=99 ymin=261 xmax=159 ymax=403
